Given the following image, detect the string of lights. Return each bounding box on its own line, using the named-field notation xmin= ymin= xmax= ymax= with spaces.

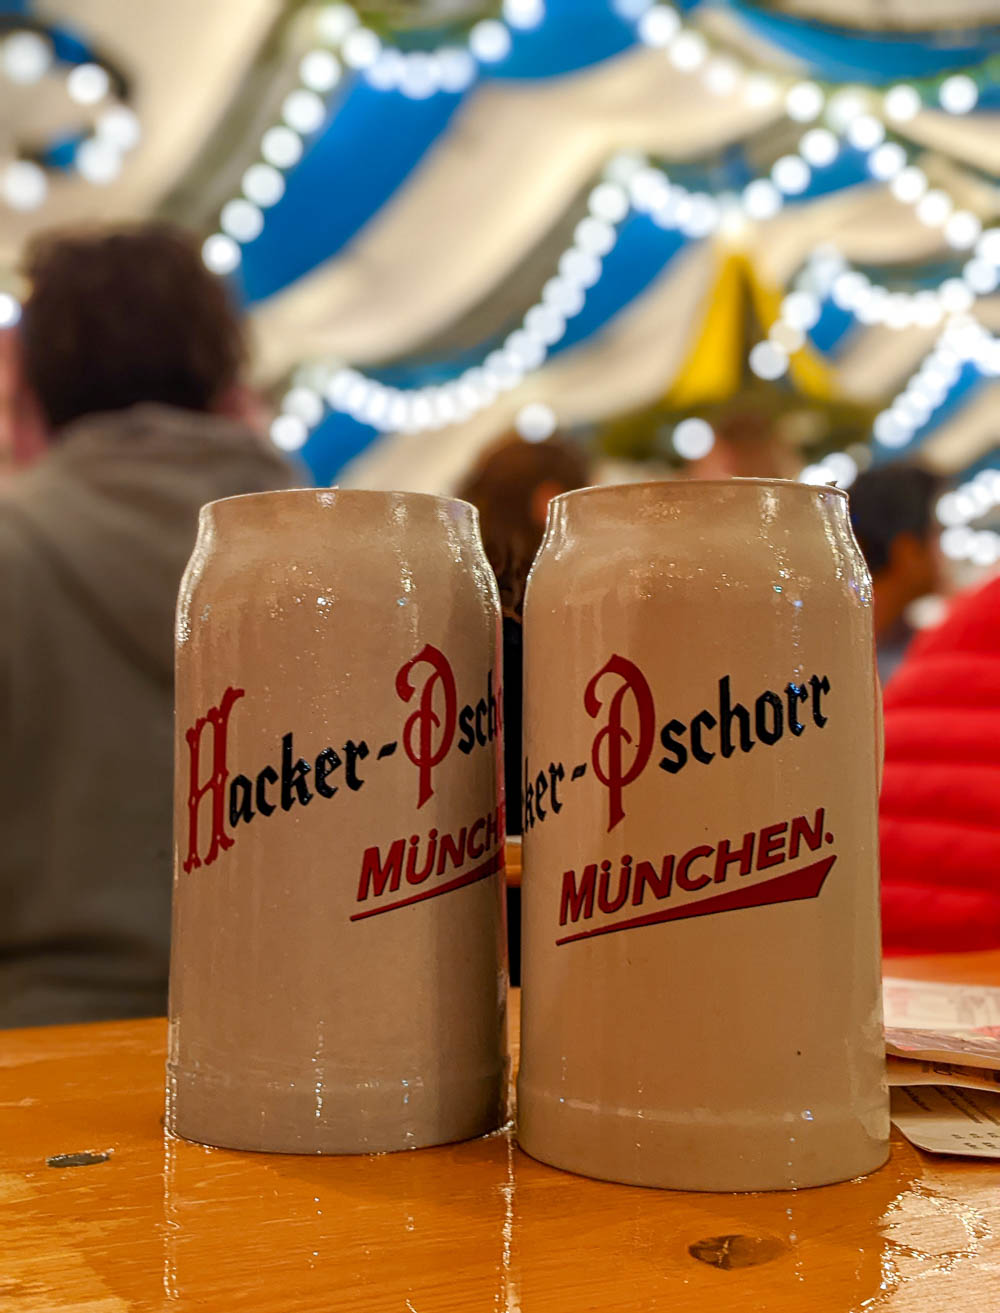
xmin=939 ymin=521 xmax=1000 ymax=569
xmin=871 ymin=317 xmax=1000 ymax=454
xmin=796 ymin=322 xmax=1000 ymax=492
xmin=233 ymin=3 xmax=994 ymax=425
xmin=203 ymin=0 xmax=546 ymax=275
xmin=270 ymin=154 xmax=760 ymax=449
xmin=755 ymin=225 xmax=1000 ymax=389
xmin=626 ymin=1 xmax=993 ymax=125
xmin=0 ymin=24 xmax=141 ymax=212
xmin=14 ymin=0 xmax=975 ymax=481
xmin=936 ymin=465 xmax=1000 ymax=568
xmin=784 ymin=321 xmax=992 ymax=503
xmin=627 ymin=0 xmax=994 ymax=390
xmin=204 ymin=0 xmax=995 ymax=347
xmin=270 ymin=160 xmax=638 ymax=449
xmin=271 ymin=121 xmax=997 ymax=451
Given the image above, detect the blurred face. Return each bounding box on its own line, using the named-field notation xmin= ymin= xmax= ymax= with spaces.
xmin=530 ymin=479 xmax=567 ymax=528
xmin=890 ymin=529 xmax=944 ymax=603
xmin=0 ymin=329 xmax=48 ymax=472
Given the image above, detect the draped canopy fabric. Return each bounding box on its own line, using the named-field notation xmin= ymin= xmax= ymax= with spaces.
xmin=4 ymin=0 xmax=998 ymax=486
xmin=235 ymin=0 xmax=999 ymax=488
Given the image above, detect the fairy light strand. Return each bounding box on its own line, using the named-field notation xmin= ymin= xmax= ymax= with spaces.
xmin=193 ymin=1 xmax=999 ymax=467
xmin=871 ymin=318 xmax=1000 ymax=455
xmin=0 ymin=26 xmax=141 ymax=210
xmin=203 ymin=2 xmax=548 ymax=272
xmin=270 ymin=157 xmax=737 ymax=448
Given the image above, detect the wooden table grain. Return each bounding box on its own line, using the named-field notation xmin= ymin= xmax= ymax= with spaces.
xmin=3 ymin=955 xmax=1000 ymax=1312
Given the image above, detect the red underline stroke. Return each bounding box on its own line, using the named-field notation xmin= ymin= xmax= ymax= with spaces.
xmin=555 ymin=855 xmax=836 ymax=945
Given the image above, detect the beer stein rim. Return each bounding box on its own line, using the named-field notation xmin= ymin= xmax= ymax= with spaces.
xmin=550 ymin=477 xmax=848 ymax=509
xmin=197 ymin=488 xmax=483 ymax=544
xmin=201 ymin=487 xmax=478 ymax=516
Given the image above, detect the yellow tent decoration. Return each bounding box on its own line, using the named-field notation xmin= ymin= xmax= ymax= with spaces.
xmin=664 ymin=251 xmax=747 ymax=408
xmin=664 ymin=247 xmax=837 ymax=409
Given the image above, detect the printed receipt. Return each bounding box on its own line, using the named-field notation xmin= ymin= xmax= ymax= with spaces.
xmin=882 ymin=977 xmax=1000 ymax=1159
xmin=890 ymin=1086 xmax=1000 ymax=1159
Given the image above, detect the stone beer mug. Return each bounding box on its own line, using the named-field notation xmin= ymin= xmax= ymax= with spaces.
xmin=518 ymin=480 xmax=888 ymax=1191
xmin=168 ymin=489 xmax=508 ymax=1154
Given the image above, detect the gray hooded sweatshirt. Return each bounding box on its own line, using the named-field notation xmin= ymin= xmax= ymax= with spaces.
xmin=0 ymin=404 xmax=296 ymax=1026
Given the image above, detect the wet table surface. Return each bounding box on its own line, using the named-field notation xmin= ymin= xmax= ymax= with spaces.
xmin=2 ymin=953 xmax=1000 ymax=1312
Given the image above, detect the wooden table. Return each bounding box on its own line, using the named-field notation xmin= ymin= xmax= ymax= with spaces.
xmin=3 ymin=955 xmax=1000 ymax=1312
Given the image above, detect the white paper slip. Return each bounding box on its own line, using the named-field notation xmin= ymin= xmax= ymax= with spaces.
xmin=891 ymin=1085 xmax=1000 ymax=1158
xmin=887 ymin=1057 xmax=1000 ymax=1092
xmin=882 ymin=976 xmax=1000 ymax=1032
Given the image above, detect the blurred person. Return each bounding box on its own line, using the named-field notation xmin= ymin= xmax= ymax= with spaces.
xmin=879 ymin=566 xmax=1000 ymax=953
xmin=848 ymin=464 xmax=943 ymax=685
xmin=458 ymin=432 xmax=593 ymax=817
xmin=457 ymin=433 xmax=592 ymax=982
xmin=0 ymin=223 xmax=296 ymax=1026
xmin=687 ymin=408 xmax=799 ymax=481
xmin=0 ymin=326 xmax=47 ymax=480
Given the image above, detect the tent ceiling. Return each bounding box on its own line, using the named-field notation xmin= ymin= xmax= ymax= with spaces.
xmin=0 ymin=1 xmax=996 ymax=486
xmin=0 ymin=0 xmax=278 ymax=270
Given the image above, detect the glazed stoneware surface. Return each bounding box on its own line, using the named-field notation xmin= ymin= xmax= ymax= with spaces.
xmin=1 ymin=960 xmax=999 ymax=1313
xmin=519 ymin=481 xmax=887 ymax=1191
xmin=169 ymin=490 xmax=508 ymax=1154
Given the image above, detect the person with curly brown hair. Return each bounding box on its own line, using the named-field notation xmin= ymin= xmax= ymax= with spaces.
xmin=458 ymin=434 xmax=592 ymax=623
xmin=0 ymin=223 xmax=295 ymax=1026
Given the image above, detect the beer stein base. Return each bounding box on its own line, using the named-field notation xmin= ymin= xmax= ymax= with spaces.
xmin=167 ymin=1065 xmax=508 ymax=1156
xmin=516 ymin=1087 xmax=890 ymax=1192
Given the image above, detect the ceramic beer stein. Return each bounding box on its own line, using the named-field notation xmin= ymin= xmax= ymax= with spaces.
xmin=168 ymin=489 xmax=508 ymax=1154
xmin=518 ymin=480 xmax=888 ymax=1191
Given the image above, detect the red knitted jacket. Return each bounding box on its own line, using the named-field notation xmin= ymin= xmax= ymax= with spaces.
xmin=880 ymin=575 xmax=1000 ymax=953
